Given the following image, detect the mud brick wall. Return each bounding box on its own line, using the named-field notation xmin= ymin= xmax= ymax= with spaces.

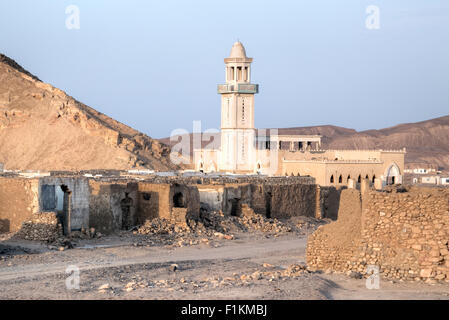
xmin=268 ymin=184 xmax=317 ymax=219
xmin=316 ymin=186 xmax=341 ymax=220
xmin=89 ymin=180 xmax=138 ymax=234
xmin=306 ymin=189 xmax=363 ymax=272
xmin=170 ymin=184 xmax=200 ymax=220
xmin=306 ymin=187 xmax=449 ymax=282
xmin=137 ymin=183 xmax=171 ymax=223
xmin=0 ymin=177 xmax=39 ymax=232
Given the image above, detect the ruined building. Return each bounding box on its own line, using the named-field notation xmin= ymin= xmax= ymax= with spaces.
xmin=194 ymin=42 xmax=406 ymax=187
xmin=0 ymin=170 xmax=341 ymax=235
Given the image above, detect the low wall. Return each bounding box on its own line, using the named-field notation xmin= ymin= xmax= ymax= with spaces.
xmin=0 ymin=177 xmax=39 ymax=232
xmin=199 ymin=181 xmax=328 ymax=219
xmin=307 ymin=187 xmax=449 ymax=282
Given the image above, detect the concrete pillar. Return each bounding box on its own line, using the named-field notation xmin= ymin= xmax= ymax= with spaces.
xmin=361 ymin=178 xmax=370 ymax=195
xmin=63 ymin=191 xmax=72 ymax=236
xmin=347 ymin=178 xmax=355 ymax=189
xmin=374 ymin=178 xmax=382 ymax=190
xmin=289 ymin=141 xmax=294 ymax=151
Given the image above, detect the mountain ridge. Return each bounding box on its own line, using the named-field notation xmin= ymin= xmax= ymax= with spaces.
xmin=0 ymin=54 xmax=177 ymax=171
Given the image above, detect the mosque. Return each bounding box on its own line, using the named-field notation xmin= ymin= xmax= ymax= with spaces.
xmin=193 ymin=42 xmax=405 ymax=187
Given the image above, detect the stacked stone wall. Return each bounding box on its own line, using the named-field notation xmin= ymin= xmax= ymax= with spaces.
xmin=307 ymin=186 xmax=449 ymax=282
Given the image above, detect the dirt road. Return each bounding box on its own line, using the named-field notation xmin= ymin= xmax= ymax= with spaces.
xmin=1 ymin=233 xmax=449 ymax=300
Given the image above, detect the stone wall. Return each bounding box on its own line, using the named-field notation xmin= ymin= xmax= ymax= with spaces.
xmin=88 ymin=180 xmax=138 ymax=234
xmin=306 ymin=186 xmax=449 ymax=282
xmin=0 ymin=177 xmax=39 ymax=232
xmin=136 ymin=183 xmax=170 ymax=224
xmin=198 ymin=181 xmax=321 ymax=219
xmin=315 ymin=186 xmax=341 ymax=220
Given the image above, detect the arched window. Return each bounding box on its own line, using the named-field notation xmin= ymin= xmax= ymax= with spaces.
xmin=338 ymin=175 xmax=342 ymax=183
xmin=330 ymin=175 xmax=334 ymax=184
xmin=365 ymin=174 xmax=369 ymax=180
xmin=372 ymin=175 xmax=376 ymax=183
xmin=347 ymin=175 xmax=351 ymax=182
xmin=358 ymin=175 xmax=361 ymax=183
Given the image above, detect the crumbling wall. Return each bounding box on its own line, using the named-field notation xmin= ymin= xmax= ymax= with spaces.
xmin=317 ymin=186 xmax=341 ymax=220
xmin=198 ymin=185 xmax=224 ymax=212
xmin=89 ymin=180 xmax=137 ymax=234
xmin=169 ymin=183 xmax=200 ymax=221
xmin=199 ymin=181 xmax=319 ymax=219
xmin=136 ymin=183 xmax=170 ymax=224
xmin=39 ymin=176 xmax=89 ymax=231
xmin=269 ymin=184 xmax=317 ymax=219
xmin=307 ymin=187 xmax=449 ymax=282
xmin=0 ymin=177 xmax=39 ymax=232
xmin=306 ymin=189 xmax=362 ymax=272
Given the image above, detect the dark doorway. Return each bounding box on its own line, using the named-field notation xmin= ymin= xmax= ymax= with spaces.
xmin=229 ymin=198 xmax=240 ymax=216
xmin=265 ymin=192 xmax=272 ymax=218
xmin=121 ymin=192 xmax=133 ymax=230
xmin=173 ymin=192 xmax=185 ymax=208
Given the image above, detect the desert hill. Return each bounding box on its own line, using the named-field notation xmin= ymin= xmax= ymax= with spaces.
xmin=160 ymin=117 xmax=449 ymax=171
xmin=0 ymin=54 xmax=177 ymax=171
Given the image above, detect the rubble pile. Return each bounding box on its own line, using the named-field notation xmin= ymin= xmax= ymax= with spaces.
xmin=15 ymin=212 xmax=62 ymax=242
xmin=137 ymin=218 xmax=192 ymax=236
xmin=135 ymin=204 xmax=326 ymax=248
xmin=114 ymin=263 xmax=310 ymax=293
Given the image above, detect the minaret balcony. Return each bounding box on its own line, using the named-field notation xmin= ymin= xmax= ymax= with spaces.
xmin=217 ymin=83 xmax=259 ymax=94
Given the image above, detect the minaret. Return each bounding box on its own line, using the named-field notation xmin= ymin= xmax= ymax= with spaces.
xmin=217 ymin=42 xmax=259 ymax=172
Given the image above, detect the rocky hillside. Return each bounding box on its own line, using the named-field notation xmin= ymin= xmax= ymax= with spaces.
xmin=0 ymin=54 xmax=177 ymax=171
xmin=161 ymin=117 xmax=449 ymax=171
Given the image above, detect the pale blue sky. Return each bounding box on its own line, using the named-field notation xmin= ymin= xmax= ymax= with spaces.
xmin=0 ymin=0 xmax=448 ymax=138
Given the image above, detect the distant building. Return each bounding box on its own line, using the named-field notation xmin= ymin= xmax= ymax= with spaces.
xmin=194 ymin=42 xmax=406 ymax=187
xmin=404 ymin=163 xmax=437 ymax=174
xmin=421 ymin=176 xmax=440 ymax=184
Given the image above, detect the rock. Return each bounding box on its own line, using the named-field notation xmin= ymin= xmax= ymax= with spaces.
xmin=262 ymin=263 xmax=273 ymax=268
xmin=420 ymin=269 xmax=433 ymax=278
xmin=98 ymin=284 xmax=110 ymax=290
xmin=170 ymin=264 xmax=179 ymax=272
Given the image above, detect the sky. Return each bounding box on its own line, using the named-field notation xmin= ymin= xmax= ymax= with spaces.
xmin=0 ymin=0 xmax=448 ymax=138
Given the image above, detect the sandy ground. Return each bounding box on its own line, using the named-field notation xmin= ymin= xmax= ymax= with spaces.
xmin=1 ymin=231 xmax=449 ymax=300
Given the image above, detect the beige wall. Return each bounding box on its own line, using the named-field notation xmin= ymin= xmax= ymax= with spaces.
xmin=0 ymin=177 xmax=39 ymax=232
